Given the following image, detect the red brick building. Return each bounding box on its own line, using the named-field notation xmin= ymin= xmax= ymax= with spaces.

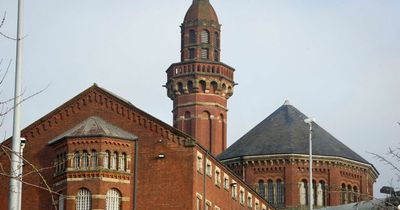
xmin=0 ymin=0 xmax=377 ymax=210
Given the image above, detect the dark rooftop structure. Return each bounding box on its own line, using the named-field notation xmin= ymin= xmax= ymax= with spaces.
xmin=184 ymin=0 xmax=219 ymax=24
xmin=218 ymin=100 xmax=369 ymax=164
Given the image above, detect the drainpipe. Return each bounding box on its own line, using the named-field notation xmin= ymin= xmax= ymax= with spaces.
xmin=133 ymin=139 xmax=139 ymax=210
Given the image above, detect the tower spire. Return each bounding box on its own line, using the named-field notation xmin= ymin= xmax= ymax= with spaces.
xmin=165 ymin=0 xmax=235 ymax=156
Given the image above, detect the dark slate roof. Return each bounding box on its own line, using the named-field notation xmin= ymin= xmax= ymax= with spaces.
xmin=218 ymin=101 xmax=369 ymax=164
xmin=48 ymin=116 xmax=138 ymax=144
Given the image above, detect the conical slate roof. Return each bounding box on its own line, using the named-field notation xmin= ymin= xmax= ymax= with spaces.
xmin=218 ymin=101 xmax=369 ymax=164
xmin=48 ymin=116 xmax=137 ymax=144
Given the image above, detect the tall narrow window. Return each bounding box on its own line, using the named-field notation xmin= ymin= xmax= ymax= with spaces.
xmin=111 ymin=152 xmax=118 ymax=170
xmin=240 ymin=190 xmax=245 ymax=204
xmin=58 ymin=193 xmax=64 ymax=210
xmin=74 ymin=151 xmax=80 ymax=169
xmin=184 ymin=111 xmax=192 ymax=134
xmin=347 ymin=185 xmax=353 ymax=203
xmin=106 ymin=189 xmax=121 ymax=210
xmin=76 ymin=188 xmax=91 ymax=210
xmin=214 ymin=32 xmax=219 ymax=48
xmin=189 ymin=48 xmax=195 ymax=59
xmin=196 ymin=197 xmax=201 ymax=210
xmin=91 ymin=150 xmax=98 ymax=168
xmin=267 ymin=179 xmax=274 ymax=204
xmin=104 ymin=151 xmax=110 ymax=169
xmin=201 ymin=30 xmax=210 ymax=43
xmin=189 ymin=30 xmax=196 ymax=44
xmin=82 ymin=151 xmax=88 ymax=168
xmin=214 ymin=50 xmax=219 ymax=62
xmin=199 ymin=80 xmax=206 ymax=93
xmin=353 ymin=186 xmax=358 ymax=202
xmin=341 ymin=184 xmax=347 ymax=204
xmin=231 ymin=183 xmax=237 ymax=198
xmin=276 ymin=179 xmax=285 ymax=207
xmin=299 ymin=180 xmax=307 ymax=205
xmin=201 ymin=48 xmax=209 ymax=60
xmin=119 ymin=153 xmax=126 ymax=171
xmin=258 ymin=180 xmax=265 ymax=199
xmin=210 ymin=81 xmax=218 ymax=94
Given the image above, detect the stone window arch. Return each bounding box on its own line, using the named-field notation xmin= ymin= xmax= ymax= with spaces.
xmin=76 ymin=188 xmax=91 ymax=210
xmin=119 ymin=153 xmax=126 ymax=171
xmin=210 ymin=81 xmax=218 ymax=94
xmin=106 ymin=188 xmax=122 ymax=210
xmin=82 ymin=150 xmax=89 ymax=168
xmin=91 ymin=150 xmax=98 ymax=168
xmin=187 ymin=80 xmax=194 ymax=93
xmin=199 ymin=80 xmax=206 ymax=93
xmin=177 ymin=82 xmax=184 ymax=94
xmin=111 ymin=152 xmax=118 ymax=170
xmin=74 ymin=151 xmax=80 ymax=169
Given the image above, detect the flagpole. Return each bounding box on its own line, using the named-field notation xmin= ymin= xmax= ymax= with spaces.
xmin=9 ymin=0 xmax=24 ymax=209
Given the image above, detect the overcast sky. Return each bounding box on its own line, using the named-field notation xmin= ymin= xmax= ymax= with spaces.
xmin=1 ymin=0 xmax=399 ymax=197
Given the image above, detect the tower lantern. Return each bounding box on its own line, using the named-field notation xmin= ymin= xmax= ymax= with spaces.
xmin=165 ymin=0 xmax=235 ymax=156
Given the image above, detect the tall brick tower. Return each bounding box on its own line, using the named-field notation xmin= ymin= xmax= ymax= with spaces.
xmin=165 ymin=0 xmax=235 ymax=156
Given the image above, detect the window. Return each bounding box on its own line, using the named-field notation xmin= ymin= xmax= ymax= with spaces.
xmin=214 ymin=50 xmax=219 ymax=62
xmin=341 ymin=184 xmax=347 ymax=204
xmin=258 ymin=180 xmax=265 ymax=199
xmin=276 ymin=179 xmax=285 ymax=207
xmin=201 ymin=30 xmax=210 ymax=43
xmin=196 ymin=193 xmax=202 ymax=210
xmin=189 ymin=48 xmax=195 ymax=59
xmin=255 ymin=199 xmax=260 ymax=210
xmin=223 ymin=174 xmax=229 ymax=190
xmin=215 ymin=206 xmax=220 ymax=210
xmin=76 ymin=188 xmax=91 ymax=210
xmin=205 ymin=200 xmax=211 ymax=210
xmin=196 ymin=152 xmax=203 ymax=172
xmin=189 ymin=30 xmax=196 ymax=44
xmin=111 ymin=152 xmax=118 ymax=170
xmin=231 ymin=183 xmax=237 ymax=199
xmin=267 ymin=179 xmax=274 ymax=204
xmin=214 ymin=32 xmax=219 ymax=48
xmin=74 ymin=151 xmax=80 ymax=169
xmin=119 ymin=153 xmax=126 ymax=171
xmin=91 ymin=150 xmax=98 ymax=168
xmin=104 ymin=151 xmax=110 ymax=169
xmin=261 ymin=204 xmax=267 ymax=210
xmin=58 ymin=193 xmax=64 ymax=210
xmin=82 ymin=151 xmax=89 ymax=168
xmin=106 ymin=189 xmax=121 ymax=210
xmin=201 ymin=48 xmax=209 ymax=60
xmin=206 ymin=159 xmax=212 ymax=176
xmin=215 ymin=167 xmax=221 ymax=186
xmin=247 ymin=194 xmax=253 ymax=207
xmin=239 ymin=188 xmax=245 ymax=204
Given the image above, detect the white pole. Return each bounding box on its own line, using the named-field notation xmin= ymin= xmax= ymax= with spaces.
xmin=309 ymin=122 xmax=313 ymax=210
xmin=9 ymin=0 xmax=24 ymax=209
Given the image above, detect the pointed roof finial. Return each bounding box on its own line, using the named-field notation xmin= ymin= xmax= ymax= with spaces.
xmin=283 ymin=99 xmax=291 ymax=106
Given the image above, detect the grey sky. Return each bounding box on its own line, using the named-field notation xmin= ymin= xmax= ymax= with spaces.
xmin=1 ymin=0 xmax=399 ymax=197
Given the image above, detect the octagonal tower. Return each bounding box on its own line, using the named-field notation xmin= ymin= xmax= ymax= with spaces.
xmin=165 ymin=0 xmax=235 ymax=156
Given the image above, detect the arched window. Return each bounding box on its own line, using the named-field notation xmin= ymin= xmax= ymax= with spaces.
xmin=91 ymin=150 xmax=98 ymax=168
xmin=177 ymin=82 xmax=184 ymax=94
xmin=276 ymin=179 xmax=285 ymax=207
xmin=76 ymin=188 xmax=91 ymax=210
xmin=258 ymin=180 xmax=265 ymax=199
xmin=187 ymin=81 xmax=194 ymax=93
xmin=201 ymin=48 xmax=209 ymax=59
xmin=199 ymin=80 xmax=206 ymax=93
xmin=299 ymin=179 xmax=308 ymax=205
xmin=82 ymin=151 xmax=89 ymax=168
xmin=312 ymin=180 xmax=317 ymax=206
xmin=353 ymin=186 xmax=358 ymax=202
xmin=189 ymin=48 xmax=195 ymax=59
xmin=347 ymin=185 xmax=353 ymax=203
xmin=210 ymin=81 xmax=218 ymax=94
xmin=119 ymin=153 xmax=126 ymax=171
xmin=267 ymin=179 xmax=274 ymax=204
xmin=111 ymin=152 xmax=118 ymax=170
xmin=184 ymin=111 xmax=192 ymax=134
xmin=189 ymin=30 xmax=196 ymax=44
xmin=341 ymin=184 xmax=347 ymax=204
xmin=104 ymin=151 xmax=110 ymax=169
xmin=106 ymin=189 xmax=122 ymax=210
xmin=201 ymin=30 xmax=210 ymax=43
xmin=74 ymin=151 xmax=80 ymax=169
xmin=317 ymin=181 xmax=326 ymax=206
